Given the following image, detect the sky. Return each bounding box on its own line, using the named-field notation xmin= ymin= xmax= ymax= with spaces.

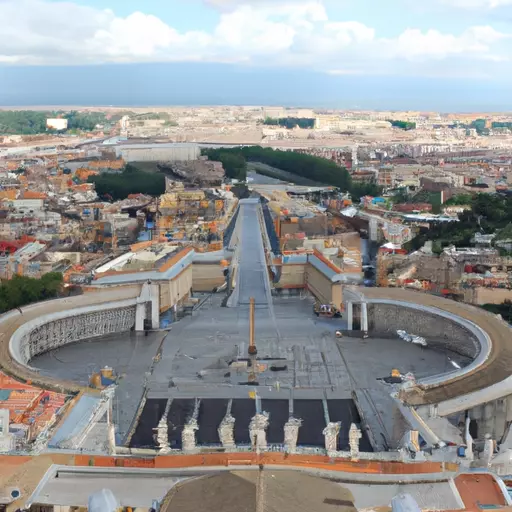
xmin=1 ymin=0 xmax=512 ymax=110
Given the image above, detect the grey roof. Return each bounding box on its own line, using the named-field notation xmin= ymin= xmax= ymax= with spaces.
xmin=28 ymin=467 xmax=185 ymax=508
xmin=93 ymin=249 xmax=195 ymax=286
xmin=344 ymin=481 xmax=463 ymax=510
xmin=309 ymin=253 xmax=341 ymax=282
xmin=117 ymin=143 xmax=199 ymax=149
xmin=26 ymin=465 xmax=470 ymax=511
xmin=49 ymin=394 xmax=102 ymax=448
xmin=161 ymin=471 xmax=357 ymax=512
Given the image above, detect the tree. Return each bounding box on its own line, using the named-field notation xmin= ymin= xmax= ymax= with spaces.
xmin=217 ymin=153 xmax=247 ymax=180
xmin=444 ymin=194 xmax=473 ymax=206
xmin=89 ymin=165 xmax=166 ymax=200
xmin=387 ymin=120 xmax=416 ymax=130
xmin=492 ymin=122 xmax=512 ymax=130
xmin=0 ymin=272 xmax=63 ymax=314
xmin=351 ymin=182 xmax=383 ymax=198
xmin=201 ymin=150 xmax=247 ymax=180
xmin=0 ymin=110 xmax=107 ymax=135
xmin=482 ymin=300 xmax=512 ymax=323
xmin=471 ymin=118 xmax=487 ymax=135
xmin=0 ymin=111 xmax=48 ymax=135
xmin=64 ymin=111 xmax=107 ymax=131
xmin=406 ymin=193 xmax=512 ymax=252
xmin=262 ymin=117 xmax=315 ymax=129
xmin=391 ymin=189 xmax=410 ymax=204
xmin=231 ymin=184 xmax=251 ymax=199
xmin=263 ymin=117 xmax=279 ymax=126
xmin=202 ymin=146 xmax=355 ymax=191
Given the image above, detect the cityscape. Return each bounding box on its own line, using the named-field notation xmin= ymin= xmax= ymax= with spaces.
xmin=4 ymin=0 xmax=512 ymax=511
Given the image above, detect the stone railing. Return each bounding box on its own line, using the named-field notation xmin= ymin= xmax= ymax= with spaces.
xmin=367 ymin=300 xmax=486 ymax=360
xmin=9 ymin=299 xmax=138 ymax=369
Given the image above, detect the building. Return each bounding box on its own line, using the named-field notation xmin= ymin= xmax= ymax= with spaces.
xmin=350 ymin=169 xmax=377 ymax=184
xmin=314 ymin=115 xmax=342 ymax=131
xmin=162 ymin=159 xmax=224 ymax=186
xmin=46 ymin=119 xmax=68 ymax=131
xmin=262 ymin=107 xmax=286 ymax=118
xmin=115 ymin=143 xmax=201 ymax=163
xmin=0 ymin=372 xmax=68 ymax=450
xmin=156 ymin=188 xmax=236 ymax=249
xmin=378 ymin=167 xmax=395 ymax=187
xmin=420 ymin=176 xmax=454 ymax=202
xmin=393 ymin=203 xmax=433 ymax=213
xmin=293 ymin=148 xmax=353 ymax=169
xmin=128 ymin=118 xmax=167 ymax=137
xmin=91 ymin=244 xmax=196 ymax=325
xmin=315 ymin=116 xmax=392 ymax=132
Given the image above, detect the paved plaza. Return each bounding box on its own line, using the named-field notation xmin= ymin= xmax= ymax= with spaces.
xmin=33 ymin=295 xmax=455 ymax=449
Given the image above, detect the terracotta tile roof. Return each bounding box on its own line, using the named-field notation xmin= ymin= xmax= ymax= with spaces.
xmin=0 ymin=372 xmax=68 ymax=435
xmin=21 ymin=191 xmax=47 ymax=200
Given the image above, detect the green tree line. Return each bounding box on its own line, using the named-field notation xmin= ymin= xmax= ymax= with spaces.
xmin=492 ymin=122 xmax=512 ymax=130
xmin=203 ymin=146 xmax=353 ymax=191
xmin=444 ymin=193 xmax=474 ymax=206
xmin=470 ymin=119 xmax=489 ymax=135
xmin=406 ymin=193 xmax=512 ymax=253
xmin=202 ymin=146 xmax=383 ymax=198
xmin=64 ymin=111 xmax=107 ymax=131
xmin=351 ymin=182 xmax=383 ymax=198
xmin=88 ymin=164 xmax=166 ymax=200
xmin=393 ymin=189 xmax=443 ymax=213
xmin=0 ymin=273 xmax=63 ymax=314
xmin=263 ymin=117 xmax=315 ymax=129
xmin=200 ymin=149 xmax=248 ymax=181
xmin=0 ymin=110 xmax=107 ymax=135
xmin=387 ymin=120 xmax=417 ymax=130
xmin=482 ymin=301 xmax=512 ymax=323
xmin=240 ymin=145 xmax=351 ymax=191
xmin=0 ymin=111 xmax=48 ymax=135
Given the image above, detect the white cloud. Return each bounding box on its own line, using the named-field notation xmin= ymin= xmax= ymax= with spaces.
xmin=392 ymin=25 xmax=508 ymax=60
xmin=327 ymin=69 xmax=366 ymax=75
xmin=214 ymin=6 xmax=296 ymax=53
xmin=203 ymin=0 xmax=301 ymax=8
xmin=326 ymin=22 xmax=375 ymax=44
xmin=440 ymin=0 xmax=512 ymax=7
xmin=0 ymin=0 xmax=510 ymax=78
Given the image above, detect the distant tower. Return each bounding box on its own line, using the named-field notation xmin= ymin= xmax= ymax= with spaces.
xmin=352 ymin=145 xmax=359 ymax=168
xmin=120 ymin=115 xmax=130 ymax=138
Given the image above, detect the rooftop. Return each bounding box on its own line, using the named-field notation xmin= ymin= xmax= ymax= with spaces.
xmin=0 ymin=372 xmax=68 ymax=443
xmin=15 ymin=464 xmax=511 ymax=512
xmin=94 ymin=243 xmax=189 ymax=275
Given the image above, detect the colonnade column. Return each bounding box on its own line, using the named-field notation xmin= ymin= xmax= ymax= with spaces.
xmin=135 ymin=302 xmax=146 ymax=331
xmin=347 ymin=302 xmax=353 ymax=330
xmin=345 ymin=301 xmax=368 ymax=333
xmin=150 ymin=283 xmax=160 ymax=329
xmin=361 ymin=302 xmax=368 ymax=333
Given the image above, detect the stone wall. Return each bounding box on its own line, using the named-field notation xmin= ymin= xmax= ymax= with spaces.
xmin=192 ymin=263 xmax=225 ymax=292
xmin=276 ymin=263 xmax=306 ymax=289
xmin=472 ymin=287 xmax=512 ymax=306
xmin=305 ymin=265 xmax=333 ymax=305
xmin=368 ymin=303 xmax=479 ymax=358
xmin=160 ymin=266 xmax=193 ymax=311
xmin=469 ymin=394 xmax=512 ymax=441
xmin=377 ymin=252 xmax=463 ymax=289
